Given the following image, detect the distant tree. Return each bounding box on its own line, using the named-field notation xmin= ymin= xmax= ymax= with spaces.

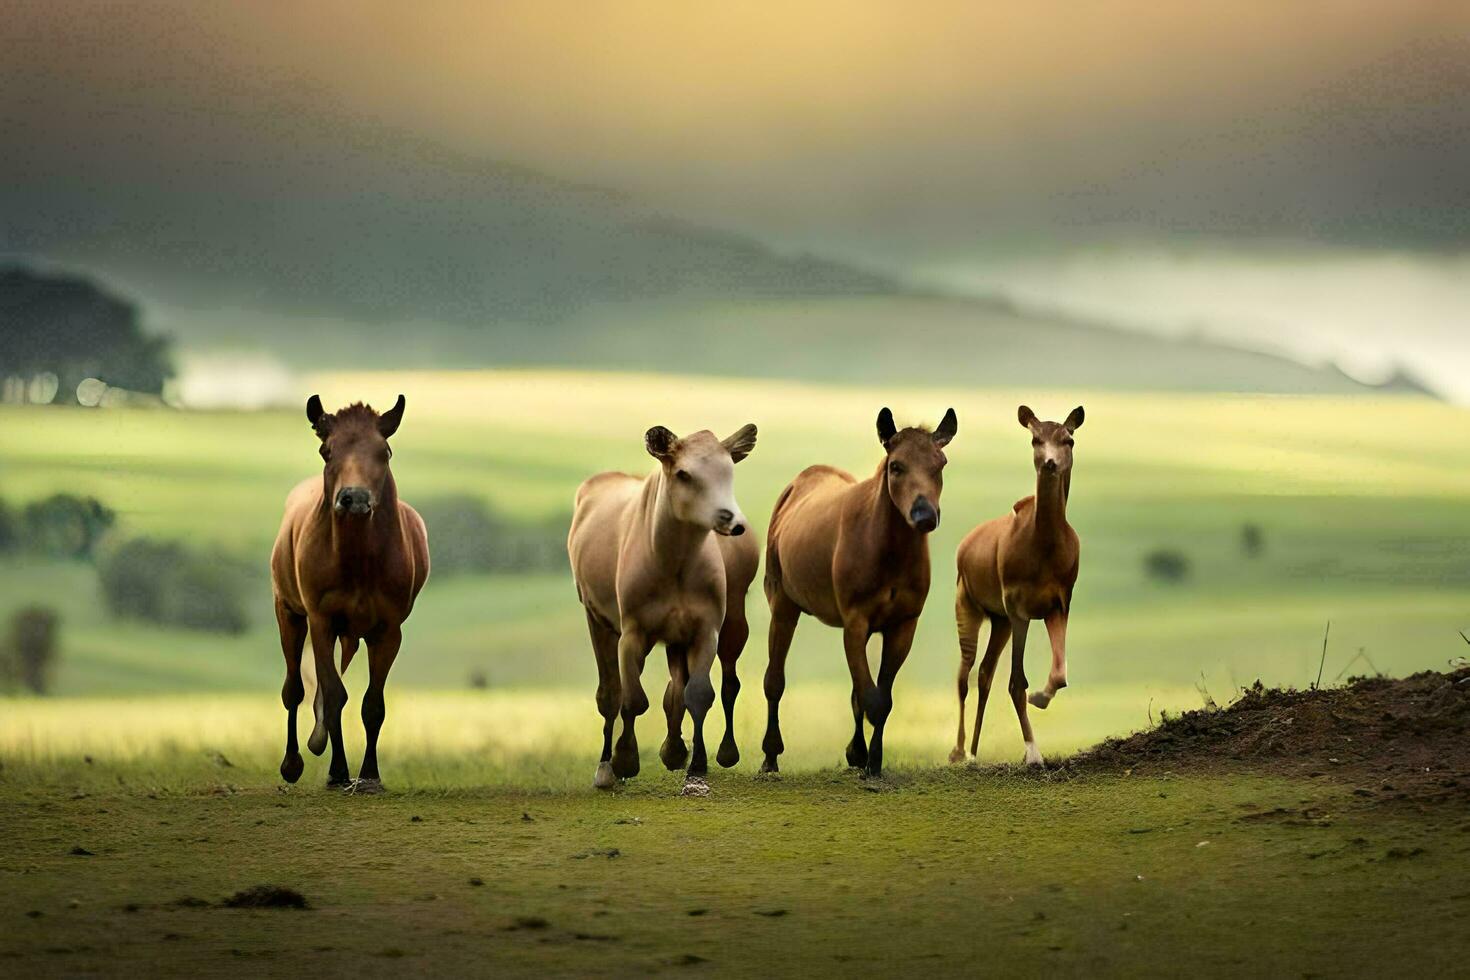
xmin=21 ymin=494 xmax=115 ymax=559
xmin=1241 ymin=523 xmax=1265 ymax=558
xmin=1144 ymin=549 xmax=1191 ymax=584
xmin=2 ymin=606 xmax=59 ymax=694
xmin=0 ymin=499 xmax=16 ymax=552
xmin=0 ymin=266 xmax=173 ymax=402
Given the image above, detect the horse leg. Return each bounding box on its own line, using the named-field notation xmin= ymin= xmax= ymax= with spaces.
xmin=356 ymin=624 xmax=400 ymax=792
xmin=867 ymin=618 xmax=916 ymax=778
xmin=760 ymin=594 xmax=800 ymax=773
xmin=842 ymin=617 xmax=874 ymax=770
xmin=715 ymin=602 xmax=749 ymax=769
xmin=950 ymin=596 xmax=981 ymax=764
xmin=683 ymin=627 xmax=718 ymax=785
xmin=611 ymin=628 xmax=653 ymax=779
xmin=309 ymin=615 xmax=351 ymax=787
xmin=1029 ymin=609 xmax=1069 ymax=709
xmin=969 ymin=615 xmax=1011 ymax=758
xmin=1007 ymin=618 xmax=1042 ymax=766
xmin=276 ymin=602 xmax=307 ymax=783
xmin=660 ymin=645 xmax=690 ymax=771
xmin=585 ymin=610 xmax=621 ymax=789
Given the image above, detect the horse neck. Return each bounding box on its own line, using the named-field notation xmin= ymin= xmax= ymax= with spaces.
xmin=646 ymin=471 xmax=709 ymax=571
xmin=328 ymin=472 xmax=402 ymax=574
xmin=863 ymin=459 xmax=924 ymax=559
xmin=1030 ymin=468 xmax=1069 ymax=545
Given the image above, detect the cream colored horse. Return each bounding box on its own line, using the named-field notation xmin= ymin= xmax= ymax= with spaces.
xmin=568 ymin=424 xmax=758 ymax=791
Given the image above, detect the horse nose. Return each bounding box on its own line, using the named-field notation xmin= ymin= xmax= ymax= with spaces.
xmin=714 ymin=508 xmax=745 ymax=536
xmin=335 ymin=487 xmax=373 ymax=515
xmin=910 ymin=497 xmax=938 ymax=533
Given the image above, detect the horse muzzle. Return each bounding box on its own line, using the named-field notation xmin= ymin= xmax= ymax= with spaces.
xmin=909 ymin=497 xmax=939 ymax=534
xmin=713 ymin=508 xmax=746 ymax=537
xmin=334 ymin=487 xmax=374 ymax=516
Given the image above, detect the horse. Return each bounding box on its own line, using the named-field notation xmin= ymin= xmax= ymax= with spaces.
xmin=567 ymin=424 xmax=759 ymax=792
xmin=951 ymin=405 xmax=1084 ymax=767
xmin=270 ymin=395 xmax=430 ymax=792
xmin=761 ymin=407 xmax=957 ymax=778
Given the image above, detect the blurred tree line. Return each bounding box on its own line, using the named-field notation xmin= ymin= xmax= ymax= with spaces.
xmin=0 ymin=266 xmax=174 ymax=403
xmin=415 ymin=495 xmax=569 ymax=574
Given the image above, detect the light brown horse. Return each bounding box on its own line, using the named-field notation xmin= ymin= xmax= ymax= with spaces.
xmin=271 ymin=395 xmax=430 ymax=792
xmin=761 ymin=407 xmax=957 ymax=777
xmin=568 ymin=424 xmax=759 ymax=791
xmin=951 ymin=405 xmax=1083 ymax=767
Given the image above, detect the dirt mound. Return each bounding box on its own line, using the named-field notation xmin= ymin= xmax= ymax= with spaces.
xmin=1075 ymin=665 xmax=1470 ymax=803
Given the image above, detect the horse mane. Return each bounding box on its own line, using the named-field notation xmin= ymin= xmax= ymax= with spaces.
xmin=330 ymin=402 xmax=381 ymax=428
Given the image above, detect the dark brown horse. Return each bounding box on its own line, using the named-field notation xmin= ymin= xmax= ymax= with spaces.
xmin=270 ymin=395 xmax=430 ymax=792
xmin=761 ymin=407 xmax=957 ymax=777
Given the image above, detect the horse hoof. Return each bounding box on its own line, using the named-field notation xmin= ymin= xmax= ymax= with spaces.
xmin=280 ymin=752 xmax=304 ymax=783
xmin=946 ymin=747 xmax=966 ymax=765
xmin=307 ymin=727 xmax=328 ymax=757
xmin=325 ymin=777 xmax=351 ymax=791
xmin=758 ymin=758 xmax=779 ymax=775
xmin=715 ymin=739 xmax=740 ymax=769
xmin=659 ymin=737 xmax=689 ymax=771
xmin=345 ymin=778 xmax=385 ymax=795
xmin=680 ymin=775 xmax=711 ymax=798
xmin=593 ymin=761 xmax=617 ymax=790
xmin=611 ymin=747 xmax=640 ymax=780
xmin=1023 ymin=743 xmax=1044 ymax=767
xmin=1027 ymin=690 xmax=1052 ymax=710
xmin=845 ymin=744 xmax=868 ymax=769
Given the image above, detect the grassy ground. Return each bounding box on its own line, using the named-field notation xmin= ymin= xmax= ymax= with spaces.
xmin=3 ymin=754 xmax=1465 ymax=977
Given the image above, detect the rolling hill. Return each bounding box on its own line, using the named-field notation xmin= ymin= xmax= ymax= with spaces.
xmin=0 ymin=112 xmax=1425 ymax=395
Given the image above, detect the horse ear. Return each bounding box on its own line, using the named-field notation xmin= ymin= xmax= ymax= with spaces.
xmin=378 ymin=394 xmax=406 ymax=439
xmin=1064 ymin=405 xmax=1085 ymax=433
xmin=645 ymin=425 xmax=679 ymax=463
xmin=306 ymin=395 xmax=333 ymax=440
xmin=1017 ymin=405 xmax=1038 ymax=432
xmin=722 ymin=423 xmax=758 ymax=464
xmin=932 ymin=408 xmax=957 ymax=448
xmin=876 ymin=407 xmax=897 ymax=448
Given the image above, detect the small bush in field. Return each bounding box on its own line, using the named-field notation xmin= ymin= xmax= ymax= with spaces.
xmin=2 ymin=605 xmax=59 ymax=694
xmin=1143 ymin=549 xmax=1191 ymax=584
xmin=97 ymin=537 xmax=251 ymax=634
xmin=1241 ymin=523 xmax=1265 ymax=558
xmin=21 ymin=494 xmax=115 ymax=559
xmin=415 ymin=495 xmax=569 ymax=575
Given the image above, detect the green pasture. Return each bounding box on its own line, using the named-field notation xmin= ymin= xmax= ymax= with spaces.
xmin=1 ymin=370 xmax=1469 ymax=764
xmin=2 ymin=755 xmax=1466 ymax=978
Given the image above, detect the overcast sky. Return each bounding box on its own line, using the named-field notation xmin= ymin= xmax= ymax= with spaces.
xmin=5 ymin=1 xmax=1470 ymax=394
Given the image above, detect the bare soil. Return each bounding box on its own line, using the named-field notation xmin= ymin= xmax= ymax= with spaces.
xmin=1074 ymin=665 xmax=1470 ymax=804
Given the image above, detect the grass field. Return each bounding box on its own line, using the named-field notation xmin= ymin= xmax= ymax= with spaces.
xmin=2 ymin=371 xmax=1468 ymax=711
xmin=3 ymin=753 xmax=1466 ymax=977
xmin=5 ymin=371 xmax=1470 ymax=975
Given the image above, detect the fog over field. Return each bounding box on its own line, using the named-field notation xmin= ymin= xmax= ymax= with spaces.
xmin=4 ymin=1 xmax=1468 ymax=396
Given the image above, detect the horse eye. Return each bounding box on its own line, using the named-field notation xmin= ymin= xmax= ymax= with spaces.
xmin=319 ymin=446 xmax=331 ymax=461
xmin=676 ymin=470 xmax=692 ymax=483
xmin=1031 ymin=438 xmax=1041 ymax=447
xmin=889 ymin=462 xmax=905 ymax=476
